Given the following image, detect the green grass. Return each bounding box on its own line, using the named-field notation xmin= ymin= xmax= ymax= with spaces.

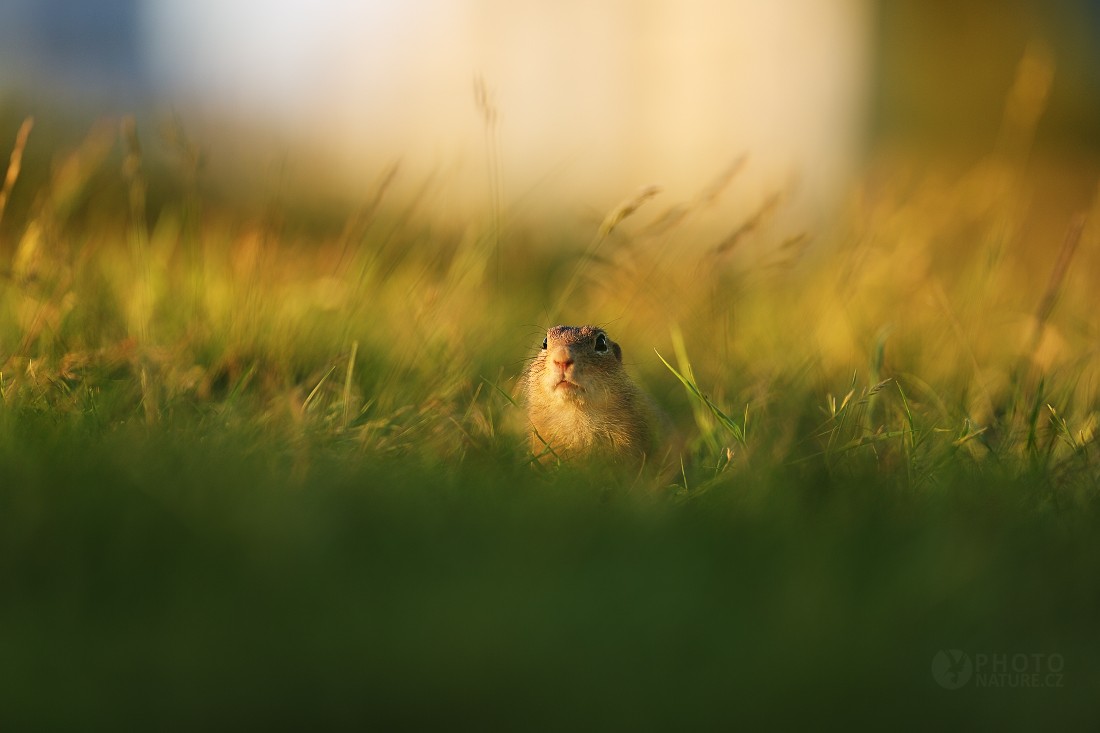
xmin=1 ymin=113 xmax=1099 ymax=728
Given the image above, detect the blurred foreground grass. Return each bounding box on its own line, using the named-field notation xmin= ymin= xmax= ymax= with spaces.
xmin=1 ymin=109 xmax=1099 ymax=728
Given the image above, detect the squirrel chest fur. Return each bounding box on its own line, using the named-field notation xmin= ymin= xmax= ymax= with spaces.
xmin=523 ymin=325 xmax=658 ymax=463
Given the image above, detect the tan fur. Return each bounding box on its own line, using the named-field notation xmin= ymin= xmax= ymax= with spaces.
xmin=523 ymin=325 xmax=659 ymax=464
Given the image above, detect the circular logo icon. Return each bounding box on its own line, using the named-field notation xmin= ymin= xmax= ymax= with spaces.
xmin=932 ymin=649 xmax=973 ymax=689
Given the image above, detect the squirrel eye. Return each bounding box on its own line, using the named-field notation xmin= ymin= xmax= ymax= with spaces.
xmin=541 ymin=338 xmax=548 ymax=350
xmin=594 ymin=333 xmax=609 ymax=353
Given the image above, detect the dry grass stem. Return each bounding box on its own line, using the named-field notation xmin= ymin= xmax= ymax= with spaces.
xmin=0 ymin=116 xmax=34 ymax=229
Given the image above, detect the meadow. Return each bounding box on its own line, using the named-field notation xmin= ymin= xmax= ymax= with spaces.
xmin=1 ymin=104 xmax=1098 ymax=728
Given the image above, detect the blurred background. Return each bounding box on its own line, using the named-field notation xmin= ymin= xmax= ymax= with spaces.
xmin=2 ymin=0 xmax=1097 ymax=225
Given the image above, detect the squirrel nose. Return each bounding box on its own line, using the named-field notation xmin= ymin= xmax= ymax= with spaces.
xmin=549 ymin=347 xmax=574 ymax=371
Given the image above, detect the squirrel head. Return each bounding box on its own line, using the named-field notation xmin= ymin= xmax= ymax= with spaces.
xmin=530 ymin=325 xmax=624 ymax=407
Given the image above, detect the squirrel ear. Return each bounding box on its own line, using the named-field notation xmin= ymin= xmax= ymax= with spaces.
xmin=612 ymin=342 xmax=622 ymax=362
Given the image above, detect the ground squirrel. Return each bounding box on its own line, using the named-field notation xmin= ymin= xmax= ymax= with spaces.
xmin=523 ymin=325 xmax=661 ymax=464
